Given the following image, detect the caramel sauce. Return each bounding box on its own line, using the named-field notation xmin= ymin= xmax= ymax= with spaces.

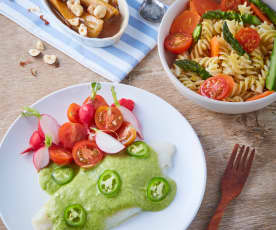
xmin=99 ymin=14 xmax=123 ymax=38
xmin=48 ymin=0 xmax=122 ymax=38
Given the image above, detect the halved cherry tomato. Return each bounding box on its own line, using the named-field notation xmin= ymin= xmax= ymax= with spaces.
xmin=170 ymin=10 xmax=201 ymax=35
xmin=95 ymin=106 xmax=123 ymax=132
xmin=217 ymin=74 xmax=235 ymax=96
xmin=190 ymin=0 xmax=219 ymax=16
xmin=59 ymin=122 xmax=87 ymax=150
xmin=49 ymin=146 xmax=73 ymax=165
xmin=72 ymin=140 xmax=104 ymax=168
xmin=220 ymin=0 xmax=241 ymax=11
xmin=200 ymin=76 xmax=233 ymax=100
xmin=164 ymin=33 xmax=193 ymax=54
xmin=235 ymin=27 xmax=261 ymax=53
xmin=83 ymin=95 xmax=108 ymax=111
xmin=67 ymin=103 xmax=81 ymax=123
xmin=116 ymin=122 xmax=137 ymax=146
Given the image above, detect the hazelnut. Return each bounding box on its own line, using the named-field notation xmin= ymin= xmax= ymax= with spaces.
xmin=94 ymin=5 xmax=107 ymax=19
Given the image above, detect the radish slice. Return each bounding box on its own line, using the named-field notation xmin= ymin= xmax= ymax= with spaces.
xmin=21 ymin=130 xmax=44 ymax=154
xmin=95 ymin=131 xmax=125 ymax=154
xmin=39 ymin=115 xmax=60 ymax=145
xmin=33 ymin=146 xmax=50 ymax=171
xmin=118 ymin=106 xmax=143 ymax=139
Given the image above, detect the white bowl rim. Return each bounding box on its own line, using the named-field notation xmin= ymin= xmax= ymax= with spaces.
xmin=41 ymin=0 xmax=129 ymax=41
xmin=158 ymin=0 xmax=276 ymax=106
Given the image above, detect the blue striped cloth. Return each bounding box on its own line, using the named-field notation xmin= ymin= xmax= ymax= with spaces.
xmin=0 ymin=0 xmax=160 ymax=81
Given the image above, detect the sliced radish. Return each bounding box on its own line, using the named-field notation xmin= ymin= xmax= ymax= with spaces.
xmin=21 ymin=130 xmax=44 ymax=154
xmin=39 ymin=114 xmax=60 ymax=145
xmin=110 ymin=86 xmax=143 ymax=139
xmin=95 ymin=130 xmax=125 ymax=154
xmin=118 ymin=106 xmax=143 ymax=139
xmin=22 ymin=107 xmax=60 ymax=145
xmin=33 ymin=146 xmax=50 ymax=171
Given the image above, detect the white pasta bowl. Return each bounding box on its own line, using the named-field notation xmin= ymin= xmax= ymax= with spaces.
xmin=158 ymin=0 xmax=276 ymax=114
xmin=41 ymin=0 xmax=129 ymax=48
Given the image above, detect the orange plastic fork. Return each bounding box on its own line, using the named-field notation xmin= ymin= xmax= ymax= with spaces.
xmin=207 ymin=144 xmax=255 ymax=230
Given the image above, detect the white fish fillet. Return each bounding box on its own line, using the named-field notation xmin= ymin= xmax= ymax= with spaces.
xmin=32 ymin=142 xmax=176 ymax=230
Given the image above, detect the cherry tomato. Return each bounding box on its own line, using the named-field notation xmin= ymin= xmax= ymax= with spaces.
xmin=95 ymin=106 xmax=123 ymax=132
xmin=72 ymin=140 xmax=104 ymax=168
xmin=67 ymin=103 xmax=81 ymax=123
xmin=83 ymin=95 xmax=108 ymax=110
xmin=235 ymin=28 xmax=261 ymax=53
xmin=220 ymin=0 xmax=241 ymax=11
xmin=164 ymin=33 xmax=193 ymax=54
xmin=116 ymin=122 xmax=137 ymax=146
xmin=49 ymin=146 xmax=73 ymax=165
xmin=200 ymin=76 xmax=231 ymax=100
xmin=59 ymin=122 xmax=87 ymax=150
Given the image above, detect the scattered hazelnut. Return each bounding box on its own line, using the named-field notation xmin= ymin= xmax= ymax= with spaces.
xmin=28 ymin=48 xmax=41 ymax=57
xmin=36 ymin=40 xmax=45 ymax=50
xmin=78 ymin=23 xmax=88 ymax=36
xmin=43 ymin=54 xmax=57 ymax=65
xmin=71 ymin=3 xmax=84 ymax=17
xmin=94 ymin=5 xmax=107 ymax=19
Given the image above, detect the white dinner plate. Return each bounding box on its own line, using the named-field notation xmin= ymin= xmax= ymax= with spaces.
xmin=0 ymin=82 xmax=206 ymax=230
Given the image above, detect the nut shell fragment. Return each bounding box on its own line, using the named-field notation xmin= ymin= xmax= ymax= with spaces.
xmin=43 ymin=55 xmax=57 ymax=65
xmin=28 ymin=49 xmax=41 ymax=57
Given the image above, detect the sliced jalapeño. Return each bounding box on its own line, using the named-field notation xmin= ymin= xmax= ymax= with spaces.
xmin=51 ymin=167 xmax=74 ymax=185
xmin=98 ymin=170 xmax=121 ymax=197
xmin=127 ymin=141 xmax=149 ymax=158
xmin=146 ymin=177 xmax=170 ymax=202
xmin=64 ymin=204 xmax=86 ymax=227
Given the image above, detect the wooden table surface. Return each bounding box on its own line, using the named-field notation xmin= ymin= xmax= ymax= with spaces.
xmin=1 ymin=3 xmax=276 ymax=229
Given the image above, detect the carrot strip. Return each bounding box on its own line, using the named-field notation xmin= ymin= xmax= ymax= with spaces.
xmin=250 ymin=3 xmax=272 ymax=24
xmin=246 ymin=91 xmax=275 ymax=101
xmin=211 ymin=37 xmax=220 ymax=57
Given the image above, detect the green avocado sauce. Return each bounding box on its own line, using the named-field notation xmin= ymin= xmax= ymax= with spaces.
xmin=39 ymin=147 xmax=177 ymax=230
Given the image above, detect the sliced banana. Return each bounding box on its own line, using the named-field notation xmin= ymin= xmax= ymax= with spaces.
xmin=43 ymin=55 xmax=57 ymax=65
xmin=28 ymin=48 xmax=41 ymax=57
xmin=78 ymin=23 xmax=88 ymax=36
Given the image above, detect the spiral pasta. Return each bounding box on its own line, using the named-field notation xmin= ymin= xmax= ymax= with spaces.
xmin=190 ymin=38 xmax=210 ymax=59
xmin=255 ymin=22 xmax=276 ymax=54
xmin=171 ymin=4 xmax=275 ymax=102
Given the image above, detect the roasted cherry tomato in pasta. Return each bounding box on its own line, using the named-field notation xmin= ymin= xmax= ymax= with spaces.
xmin=235 ymin=27 xmax=261 ymax=53
xmin=220 ymin=0 xmax=241 ymax=11
xmin=49 ymin=146 xmax=73 ymax=165
xmin=117 ymin=122 xmax=137 ymax=146
xmin=64 ymin=204 xmax=86 ymax=227
xmin=200 ymin=76 xmax=232 ymax=100
xmin=146 ymin=177 xmax=170 ymax=202
xmin=95 ymin=106 xmax=123 ymax=132
xmin=164 ymin=33 xmax=193 ymax=54
xmin=67 ymin=103 xmax=81 ymax=123
xmin=97 ymin=170 xmax=121 ymax=197
xmin=170 ymin=10 xmax=201 ymax=35
xmin=83 ymin=95 xmax=108 ymax=110
xmin=72 ymin=140 xmax=104 ymax=168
